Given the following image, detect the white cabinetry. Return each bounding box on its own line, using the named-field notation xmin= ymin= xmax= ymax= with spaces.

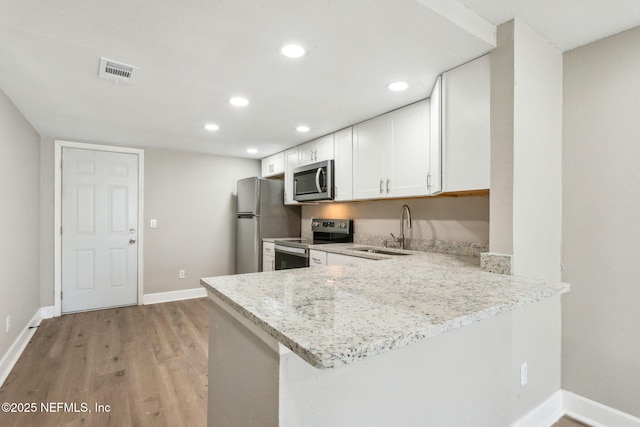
xmin=352 ymin=115 xmax=387 ymax=199
xmin=298 ymin=134 xmax=335 ymax=166
xmin=262 ymin=241 xmax=275 ymax=272
xmin=333 ymin=127 xmax=353 ymax=201
xmin=352 ymin=100 xmax=432 ymax=200
xmin=441 ymin=54 xmax=490 ymax=192
xmin=284 ymin=148 xmax=299 ymax=205
xmin=309 ymin=250 xmax=327 ymax=267
xmin=326 ymin=253 xmax=374 ymax=266
xmin=261 ymin=152 xmax=285 ymax=178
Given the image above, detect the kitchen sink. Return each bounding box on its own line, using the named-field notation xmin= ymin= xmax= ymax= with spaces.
xmin=349 ymin=247 xmax=411 ymax=256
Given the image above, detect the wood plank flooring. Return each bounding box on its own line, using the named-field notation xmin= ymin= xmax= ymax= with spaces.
xmin=0 ymin=298 xmax=210 ymax=427
xmin=0 ymin=297 xmax=593 ymax=427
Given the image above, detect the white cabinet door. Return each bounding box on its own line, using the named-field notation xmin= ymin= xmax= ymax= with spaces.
xmin=309 ymin=250 xmax=327 ymax=267
xmin=334 ymin=127 xmax=353 ymax=201
xmin=429 ymin=76 xmax=443 ymax=195
xmin=261 ymin=152 xmax=285 ymax=178
xmin=327 ymin=253 xmax=374 ymax=266
xmin=298 ymin=141 xmax=316 ymax=166
xmin=352 ymin=115 xmax=387 ymax=200
xmin=284 ymin=148 xmax=299 ymax=205
xmin=386 ymin=100 xmax=430 ymax=198
xmin=315 ymin=134 xmax=335 ymax=162
xmin=298 ymin=134 xmax=335 ymax=166
xmin=441 ymin=54 xmax=490 ymax=192
xmin=262 ymin=242 xmax=275 ymax=271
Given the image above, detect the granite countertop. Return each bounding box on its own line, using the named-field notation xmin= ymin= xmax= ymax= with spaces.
xmin=200 ymin=246 xmax=569 ymax=369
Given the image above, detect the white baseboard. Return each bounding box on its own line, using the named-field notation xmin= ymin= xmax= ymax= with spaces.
xmin=563 ymin=390 xmax=640 ymax=427
xmin=512 ymin=390 xmax=564 ymax=427
xmin=142 ymin=287 xmax=207 ymax=305
xmin=0 ymin=308 xmax=43 ymax=388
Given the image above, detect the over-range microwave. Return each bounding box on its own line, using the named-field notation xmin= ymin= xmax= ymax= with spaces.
xmin=293 ymin=160 xmax=334 ymax=202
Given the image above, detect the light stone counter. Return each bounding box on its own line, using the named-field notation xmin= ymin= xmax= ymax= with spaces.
xmin=200 ymin=247 xmax=569 ymax=369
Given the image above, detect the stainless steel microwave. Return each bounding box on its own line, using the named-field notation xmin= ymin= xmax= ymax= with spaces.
xmin=293 ymin=160 xmax=334 ymax=202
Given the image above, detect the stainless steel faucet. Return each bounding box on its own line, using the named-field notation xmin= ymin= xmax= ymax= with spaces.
xmin=390 ymin=204 xmax=411 ymax=249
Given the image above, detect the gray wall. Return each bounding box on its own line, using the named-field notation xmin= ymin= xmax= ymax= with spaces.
xmin=143 ymin=149 xmax=259 ymax=294
xmin=0 ymin=90 xmax=41 ymax=356
xmin=39 ymin=140 xmax=260 ymax=304
xmin=562 ymin=25 xmax=640 ymax=417
xmin=302 ymin=196 xmax=489 ymax=244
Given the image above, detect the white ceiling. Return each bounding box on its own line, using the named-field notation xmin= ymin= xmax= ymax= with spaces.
xmin=1 ymin=0 xmax=639 ymax=159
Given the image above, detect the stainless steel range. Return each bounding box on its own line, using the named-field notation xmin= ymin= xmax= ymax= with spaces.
xmin=274 ymin=218 xmax=353 ymax=270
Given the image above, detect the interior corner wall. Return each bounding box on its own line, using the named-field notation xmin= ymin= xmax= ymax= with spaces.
xmin=143 ymin=149 xmax=259 ymax=294
xmin=562 ymin=25 xmax=640 ymax=418
xmin=511 ymin=21 xmax=563 ymax=282
xmin=0 ymin=90 xmax=41 ymax=357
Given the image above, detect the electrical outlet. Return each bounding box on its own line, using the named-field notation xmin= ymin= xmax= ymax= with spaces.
xmin=179 ymin=270 xmax=185 ymax=279
xmin=520 ymin=362 xmax=528 ymax=386
xmin=6 ymin=315 xmax=10 ymax=332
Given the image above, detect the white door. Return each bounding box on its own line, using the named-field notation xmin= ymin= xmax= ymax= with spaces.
xmin=61 ymin=148 xmax=139 ymax=313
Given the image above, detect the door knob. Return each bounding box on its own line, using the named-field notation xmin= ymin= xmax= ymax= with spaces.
xmin=129 ymin=239 xmax=136 ymax=245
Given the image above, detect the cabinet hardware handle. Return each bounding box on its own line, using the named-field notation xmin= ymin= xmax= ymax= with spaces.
xmin=379 ymin=179 xmax=384 ymax=193
xmin=427 ymin=173 xmax=431 ymax=191
xmin=386 ymin=179 xmax=390 ymax=193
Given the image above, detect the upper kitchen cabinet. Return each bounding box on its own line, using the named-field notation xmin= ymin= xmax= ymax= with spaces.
xmin=353 ymin=100 xmax=431 ymax=200
xmin=441 ymin=54 xmax=490 ymax=192
xmin=284 ymin=147 xmax=299 ymax=205
xmin=352 ymin=115 xmax=387 ymax=199
xmin=261 ymin=151 xmax=285 ymax=178
xmin=333 ymin=127 xmax=353 ymax=201
xmin=298 ymin=134 xmax=335 ymax=166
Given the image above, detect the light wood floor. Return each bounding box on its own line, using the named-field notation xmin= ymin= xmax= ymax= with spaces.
xmin=0 ymin=298 xmax=593 ymax=427
xmin=0 ymin=298 xmax=210 ymax=427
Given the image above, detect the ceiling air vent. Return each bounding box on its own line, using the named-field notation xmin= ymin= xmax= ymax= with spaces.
xmin=98 ymin=57 xmax=138 ymax=84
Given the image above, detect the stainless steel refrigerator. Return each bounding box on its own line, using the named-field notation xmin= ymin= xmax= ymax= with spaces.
xmin=236 ymin=177 xmax=301 ymax=274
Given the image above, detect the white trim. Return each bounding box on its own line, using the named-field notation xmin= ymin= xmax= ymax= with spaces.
xmin=0 ymin=309 xmax=43 ymax=387
xmin=511 ymin=390 xmax=563 ymax=427
xmin=39 ymin=306 xmax=56 ymax=319
xmin=54 ymin=140 xmax=144 ymax=317
xmin=563 ymin=390 xmax=640 ymax=427
xmin=142 ymin=288 xmax=207 ymax=305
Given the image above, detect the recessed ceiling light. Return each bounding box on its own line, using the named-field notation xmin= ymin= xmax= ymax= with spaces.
xmin=281 ymin=44 xmax=307 ymax=59
xmin=229 ymin=97 xmax=249 ymax=107
xmin=387 ymin=81 xmax=409 ymax=92
xmin=247 ymin=148 xmax=258 ymax=154
xmin=204 ymin=123 xmax=219 ymax=131
xmin=296 ymin=125 xmax=310 ymax=133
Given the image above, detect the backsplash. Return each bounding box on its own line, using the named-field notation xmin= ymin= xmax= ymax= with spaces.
xmin=301 ymin=196 xmax=489 ymax=256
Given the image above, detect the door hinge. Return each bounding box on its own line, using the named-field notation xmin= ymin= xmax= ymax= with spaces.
xmin=60 ymin=226 xmax=63 ymax=235
xmin=61 ymin=291 xmax=63 ymax=300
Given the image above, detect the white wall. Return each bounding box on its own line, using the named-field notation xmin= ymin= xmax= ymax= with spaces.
xmin=512 ymin=22 xmax=563 ymax=281
xmin=490 ymin=20 xmax=563 ymax=282
xmin=39 ymin=140 xmax=260 ymax=304
xmin=302 ymin=196 xmax=489 ymax=244
xmin=562 ymin=25 xmax=640 ymax=418
xmin=0 ymin=90 xmax=41 ymax=358
xmin=143 ymin=149 xmax=259 ymax=294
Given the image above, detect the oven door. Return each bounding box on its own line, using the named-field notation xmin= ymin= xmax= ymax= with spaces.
xmin=274 ymin=244 xmax=309 ymax=270
xmin=293 ymin=160 xmax=334 ymax=202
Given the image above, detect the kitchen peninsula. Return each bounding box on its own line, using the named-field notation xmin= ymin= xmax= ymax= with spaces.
xmin=201 ymin=247 xmax=569 ymax=426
